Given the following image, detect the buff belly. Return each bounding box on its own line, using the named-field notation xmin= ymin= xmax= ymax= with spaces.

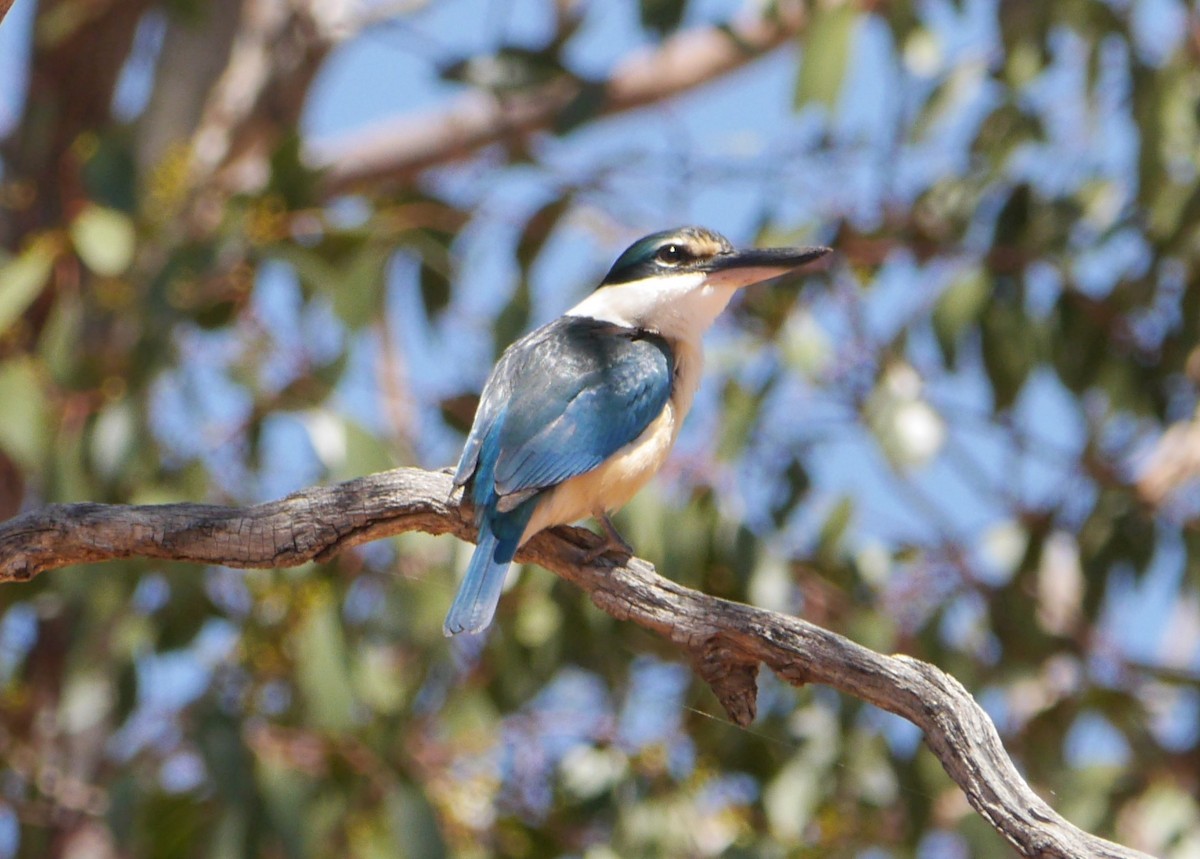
xmin=521 ymin=401 xmax=678 ymax=543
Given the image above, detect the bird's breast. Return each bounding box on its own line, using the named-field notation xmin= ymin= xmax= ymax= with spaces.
xmin=522 ymin=400 xmax=679 ymax=541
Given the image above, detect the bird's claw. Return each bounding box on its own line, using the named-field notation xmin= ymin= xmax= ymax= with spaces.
xmin=581 ymin=514 xmax=635 ymax=565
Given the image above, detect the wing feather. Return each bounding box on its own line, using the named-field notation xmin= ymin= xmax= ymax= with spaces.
xmin=453 ymin=316 xmax=674 ymax=504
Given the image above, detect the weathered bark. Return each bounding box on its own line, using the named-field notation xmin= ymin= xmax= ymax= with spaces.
xmin=0 ymin=466 xmax=1152 ymax=859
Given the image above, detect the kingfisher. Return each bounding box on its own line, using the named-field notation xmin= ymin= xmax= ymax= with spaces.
xmin=445 ymin=226 xmax=830 ymax=636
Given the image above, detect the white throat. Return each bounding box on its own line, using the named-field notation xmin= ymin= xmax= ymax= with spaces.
xmin=564 ymin=272 xmax=736 ymax=345
xmin=565 ymin=272 xmax=735 ymax=425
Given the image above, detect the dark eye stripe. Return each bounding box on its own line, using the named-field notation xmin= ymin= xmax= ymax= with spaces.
xmin=599 ymin=227 xmax=732 ymax=287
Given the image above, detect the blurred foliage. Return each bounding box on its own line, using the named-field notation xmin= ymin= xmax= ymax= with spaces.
xmin=1 ymin=0 xmax=1200 ymax=856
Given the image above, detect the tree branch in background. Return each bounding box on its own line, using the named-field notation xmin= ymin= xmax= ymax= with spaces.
xmin=310 ymin=3 xmax=809 ymax=194
xmin=1137 ymin=407 xmax=1200 ymax=508
xmin=0 ymin=0 xmax=15 ymax=29
xmin=135 ymin=0 xmax=244 ymax=178
xmin=0 ymin=468 xmax=1152 ymax=859
xmin=179 ymin=0 xmax=344 ymax=229
xmin=1 ymin=0 xmax=153 ymax=245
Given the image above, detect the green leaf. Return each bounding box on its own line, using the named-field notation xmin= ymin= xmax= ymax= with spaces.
xmin=418 ymin=257 xmax=451 ymax=318
xmin=385 ymin=786 xmax=447 ymax=859
xmin=781 ymin=308 xmax=831 ymax=377
xmin=89 ymin=399 xmax=137 ymax=482
xmin=795 ymin=3 xmax=858 ymax=111
xmin=494 ymin=279 xmax=531 ymax=355
xmin=205 ymin=808 xmax=251 ymax=859
xmin=816 ymin=495 xmax=854 ymax=563
xmin=932 ymin=267 xmax=989 ymax=367
xmin=295 ymin=586 xmax=357 ymax=732
xmin=440 ymin=46 xmax=568 ymax=93
xmin=335 ymin=246 xmax=388 ymax=328
xmin=256 ymin=753 xmax=309 ymax=859
xmin=268 ymin=134 xmax=321 ymax=209
xmin=70 ymin=203 xmax=137 ymax=276
xmin=639 ymin=0 xmax=685 ymax=34
xmin=0 ymin=356 xmax=50 ymax=470
xmin=153 ymin=575 xmax=210 ymax=650
xmin=106 ymin=774 xmax=138 ymax=846
xmin=0 ymin=236 xmax=57 ymax=336
xmin=38 ymin=292 xmax=83 ymax=385
xmin=980 ymin=287 xmax=1035 ymax=410
xmin=993 ymin=183 xmax=1032 ymax=246
xmin=515 ymin=199 xmax=569 ymax=269
xmin=555 ymin=82 xmax=608 ymax=134
xmin=770 ymin=456 xmax=810 ymax=528
xmin=352 ymin=644 xmax=408 ymax=715
xmin=717 ymin=379 xmax=761 ymax=459
xmin=198 ymin=708 xmax=255 ymax=806
xmin=192 ymin=297 xmax=241 ymax=329
xmin=139 ymin=792 xmax=209 ymax=859
xmin=272 ymin=242 xmax=389 ymax=329
xmin=329 ymin=417 xmax=395 ymax=481
xmin=82 ymin=133 xmax=137 ymax=213
xmin=1051 ymin=293 xmax=1105 ymax=394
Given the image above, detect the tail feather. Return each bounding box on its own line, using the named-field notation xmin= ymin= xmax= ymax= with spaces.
xmin=443 ymin=525 xmax=520 ymax=636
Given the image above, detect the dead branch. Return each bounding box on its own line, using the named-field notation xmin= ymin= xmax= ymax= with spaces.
xmin=180 ymin=0 xmax=341 ymax=229
xmin=0 ymin=466 xmax=1151 ymax=858
xmin=135 ymin=0 xmax=244 ymax=178
xmin=310 ymin=2 xmax=809 ymax=194
xmin=1137 ymin=407 xmax=1200 ymax=507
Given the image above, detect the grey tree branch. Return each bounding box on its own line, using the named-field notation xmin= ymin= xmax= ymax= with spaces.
xmin=135 ymin=0 xmax=244 ymax=178
xmin=182 ymin=0 xmax=337 ymax=220
xmin=0 ymin=467 xmax=1150 ymax=859
xmin=309 ymin=2 xmax=809 ymax=194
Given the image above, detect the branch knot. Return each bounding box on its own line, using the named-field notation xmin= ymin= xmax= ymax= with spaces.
xmin=691 ymin=635 xmax=759 ymax=728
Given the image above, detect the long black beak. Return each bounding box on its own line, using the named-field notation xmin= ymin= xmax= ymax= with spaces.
xmin=702 ymin=245 xmax=832 ymax=289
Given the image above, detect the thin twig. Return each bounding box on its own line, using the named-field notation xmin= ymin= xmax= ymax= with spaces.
xmin=308 ymin=2 xmax=809 ymax=193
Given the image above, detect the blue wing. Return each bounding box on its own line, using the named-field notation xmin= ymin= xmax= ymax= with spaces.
xmin=454 ymin=315 xmax=674 ymax=505
xmin=445 ymin=316 xmax=673 ymax=636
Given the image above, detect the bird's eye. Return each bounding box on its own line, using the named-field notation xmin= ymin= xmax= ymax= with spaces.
xmin=656 ymin=244 xmax=687 ymax=265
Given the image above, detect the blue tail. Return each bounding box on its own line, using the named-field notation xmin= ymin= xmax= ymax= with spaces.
xmin=443 ymin=515 xmax=525 ymax=636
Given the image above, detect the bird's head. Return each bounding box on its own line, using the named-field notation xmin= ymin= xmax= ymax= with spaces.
xmin=569 ymin=226 xmax=830 ymax=340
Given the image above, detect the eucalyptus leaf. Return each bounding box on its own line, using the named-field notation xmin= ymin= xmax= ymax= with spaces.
xmin=639 ymin=0 xmax=685 ymax=35
xmin=0 ymin=356 xmax=50 ymax=470
xmin=980 ymin=292 xmax=1035 ymax=410
xmin=932 ymin=267 xmax=989 ymax=368
xmin=295 ymin=587 xmax=357 ymax=732
xmin=795 ymin=4 xmax=858 ymax=111
xmin=70 ymin=203 xmax=137 ymax=276
xmin=0 ymin=236 xmax=56 ymax=335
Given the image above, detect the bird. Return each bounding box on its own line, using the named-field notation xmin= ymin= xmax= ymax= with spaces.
xmin=444 ymin=226 xmax=830 ymax=636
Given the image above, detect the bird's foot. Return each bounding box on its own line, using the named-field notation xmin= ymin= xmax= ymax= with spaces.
xmin=581 ymin=514 xmax=635 ymax=565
